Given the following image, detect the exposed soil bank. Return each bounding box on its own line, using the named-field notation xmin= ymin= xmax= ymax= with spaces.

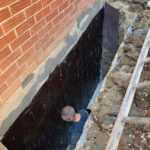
xmin=77 ymin=0 xmax=150 ymax=150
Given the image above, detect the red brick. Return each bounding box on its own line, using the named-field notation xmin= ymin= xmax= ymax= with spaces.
xmin=30 ymin=34 xmax=39 ymax=43
xmin=66 ymin=17 xmax=74 ymax=27
xmin=39 ymin=33 xmax=49 ymax=46
xmin=37 ymin=53 xmax=46 ymax=64
xmin=0 ymin=31 xmax=16 ymax=50
xmin=21 ymin=61 xmax=37 ymax=82
xmin=0 ymin=0 xmax=15 ymax=7
xmin=16 ymin=17 xmax=35 ymax=35
xmin=64 ymin=4 xmax=73 ymax=15
xmin=78 ymin=0 xmax=88 ymax=10
xmin=73 ymin=8 xmax=80 ymax=19
xmin=46 ymin=9 xmax=58 ymax=22
xmin=66 ymin=23 xmax=73 ymax=34
xmin=35 ymin=33 xmax=49 ymax=49
xmin=54 ymin=24 xmax=64 ymax=38
xmin=62 ymin=23 xmax=72 ymax=38
xmin=35 ymin=6 xmax=50 ymax=21
xmin=0 ymin=48 xmax=22 ymax=71
xmin=1 ymin=78 xmax=21 ymax=102
xmin=39 ymin=22 xmax=52 ymax=38
xmin=0 ymin=97 xmax=4 ymax=108
xmin=70 ymin=6 xmax=78 ymax=16
xmin=7 ymin=64 xmax=27 ymax=86
xmin=30 ymin=19 xmax=46 ymax=35
xmin=0 ymin=47 xmax=11 ymax=62
xmin=19 ymin=64 xmax=28 ymax=74
xmin=71 ymin=3 xmax=80 ymax=19
xmin=25 ymin=1 xmax=42 ymax=18
xmin=0 ymin=63 xmax=18 ymax=85
xmin=52 ymin=13 xmax=64 ymax=25
xmin=10 ymin=0 xmax=31 ymax=15
xmin=51 ymin=0 xmax=63 ymax=10
xmin=42 ymin=36 xmax=54 ymax=51
xmin=0 ymin=8 xmax=11 ymax=22
xmin=11 ymin=31 xmax=30 ymax=51
xmin=62 ymin=13 xmax=73 ymax=27
xmin=74 ymin=0 xmax=81 ymax=7
xmin=32 ymin=0 xmax=39 ymax=3
xmin=69 ymin=0 xmax=76 ymax=3
xmin=59 ymin=0 xmax=69 ymax=12
xmin=7 ymin=70 xmax=20 ymax=86
xmin=2 ymin=13 xmax=25 ymax=33
xmin=41 ymin=0 xmax=53 ymax=7
xmin=0 ymin=26 xmax=4 ymax=36
xmin=35 ymin=48 xmax=43 ymax=64
xmin=28 ymin=58 xmax=37 ymax=70
xmin=17 ymin=47 xmax=35 ymax=66
xmin=0 ymin=83 xmax=8 ymax=95
xmin=48 ymin=23 xmax=60 ymax=36
xmin=45 ymin=35 xmax=61 ymax=54
xmin=22 ymin=34 xmax=39 ymax=52
xmin=26 ymin=55 xmax=37 ymax=66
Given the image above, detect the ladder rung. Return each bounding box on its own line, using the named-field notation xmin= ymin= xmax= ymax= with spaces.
xmin=148 ymin=40 xmax=150 ymax=46
xmin=134 ymin=81 xmax=150 ymax=88
xmin=141 ymin=57 xmax=150 ymax=63
xmin=123 ymin=117 xmax=150 ymax=124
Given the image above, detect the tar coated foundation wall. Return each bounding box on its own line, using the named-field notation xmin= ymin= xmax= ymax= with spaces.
xmin=0 ymin=0 xmax=105 ymax=144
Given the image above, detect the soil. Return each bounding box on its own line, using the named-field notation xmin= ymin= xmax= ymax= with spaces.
xmin=76 ymin=0 xmax=150 ymax=150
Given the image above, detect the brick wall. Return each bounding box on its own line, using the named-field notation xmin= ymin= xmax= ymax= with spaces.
xmin=0 ymin=0 xmax=98 ymax=107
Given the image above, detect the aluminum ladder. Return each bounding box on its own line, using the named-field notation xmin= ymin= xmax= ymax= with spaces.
xmin=105 ymin=29 xmax=150 ymax=150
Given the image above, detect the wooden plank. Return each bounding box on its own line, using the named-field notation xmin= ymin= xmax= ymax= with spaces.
xmin=105 ymin=29 xmax=150 ymax=150
xmin=123 ymin=117 xmax=150 ymax=124
xmin=134 ymin=81 xmax=150 ymax=88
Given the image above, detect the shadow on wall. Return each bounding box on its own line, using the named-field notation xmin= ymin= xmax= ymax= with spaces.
xmin=2 ymin=8 xmax=104 ymax=150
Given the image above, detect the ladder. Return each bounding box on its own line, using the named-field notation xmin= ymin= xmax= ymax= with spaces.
xmin=105 ymin=29 xmax=150 ymax=150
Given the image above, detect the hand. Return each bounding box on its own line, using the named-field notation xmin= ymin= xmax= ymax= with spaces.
xmin=70 ymin=147 xmax=75 ymax=150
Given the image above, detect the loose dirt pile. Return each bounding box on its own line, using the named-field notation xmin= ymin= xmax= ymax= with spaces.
xmin=76 ymin=0 xmax=150 ymax=150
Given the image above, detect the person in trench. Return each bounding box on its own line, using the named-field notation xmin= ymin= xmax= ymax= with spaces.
xmin=61 ymin=106 xmax=89 ymax=150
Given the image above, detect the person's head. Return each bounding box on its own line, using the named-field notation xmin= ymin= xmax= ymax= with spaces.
xmin=61 ymin=106 xmax=75 ymax=122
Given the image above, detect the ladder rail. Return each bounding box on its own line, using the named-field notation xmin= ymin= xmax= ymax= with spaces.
xmin=134 ymin=81 xmax=150 ymax=88
xmin=105 ymin=29 xmax=150 ymax=150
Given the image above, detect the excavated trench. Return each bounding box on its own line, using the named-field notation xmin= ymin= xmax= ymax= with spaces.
xmin=76 ymin=1 xmax=150 ymax=150
xmin=2 ymin=5 xmax=120 ymax=150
